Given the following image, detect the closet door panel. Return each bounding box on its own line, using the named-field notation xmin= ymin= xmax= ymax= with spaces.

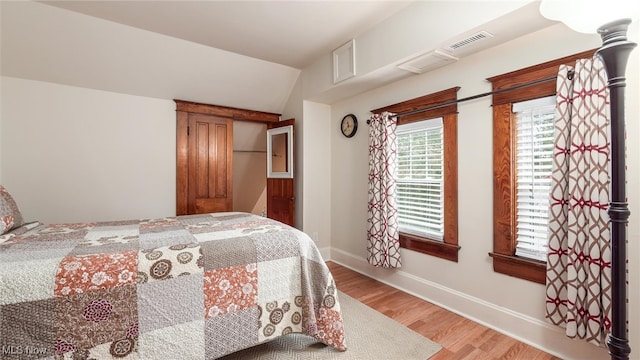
xmin=177 ymin=112 xmax=233 ymax=215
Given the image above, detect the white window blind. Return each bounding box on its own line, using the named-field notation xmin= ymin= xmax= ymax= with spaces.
xmin=396 ymin=118 xmax=444 ymax=241
xmin=513 ymin=96 xmax=556 ymax=262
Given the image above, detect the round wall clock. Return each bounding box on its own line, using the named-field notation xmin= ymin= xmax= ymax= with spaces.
xmin=341 ymin=114 xmax=358 ymax=138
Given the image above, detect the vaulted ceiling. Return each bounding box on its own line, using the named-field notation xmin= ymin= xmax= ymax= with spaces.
xmin=39 ymin=1 xmax=415 ymax=69
xmin=1 ymin=1 xmax=555 ymax=113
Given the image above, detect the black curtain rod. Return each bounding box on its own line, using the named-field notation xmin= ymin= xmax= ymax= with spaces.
xmin=366 ymin=72 xmax=572 ymax=123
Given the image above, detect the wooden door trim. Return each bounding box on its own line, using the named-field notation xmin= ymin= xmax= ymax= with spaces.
xmin=175 ymin=100 xmax=281 ymax=123
xmin=176 ymin=111 xmax=189 ymax=215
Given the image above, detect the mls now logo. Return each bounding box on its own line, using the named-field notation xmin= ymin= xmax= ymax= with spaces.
xmin=2 ymin=345 xmax=48 ymax=356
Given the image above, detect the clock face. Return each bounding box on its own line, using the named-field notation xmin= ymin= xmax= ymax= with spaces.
xmin=341 ymin=114 xmax=358 ymax=138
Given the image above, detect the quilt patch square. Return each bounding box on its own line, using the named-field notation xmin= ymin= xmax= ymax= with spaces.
xmin=209 ymin=213 xmax=248 ymax=222
xmin=178 ymin=214 xmax=219 ymax=226
xmin=137 ymin=244 xmax=202 ymax=284
xmin=137 ymin=274 xmax=204 ymax=333
xmin=139 ymin=217 xmax=182 ymax=233
xmin=1 ymin=257 xmax=62 ymax=305
xmin=296 ymin=235 xmax=325 ymax=264
xmin=1 ymin=298 xmax=57 ymax=358
xmin=314 ymin=305 xmax=346 ymax=351
xmin=54 ymin=251 xmax=137 ymax=296
xmin=200 ymin=237 xmax=256 ymax=271
xmin=37 ymin=223 xmax=94 ymax=235
xmin=205 ymin=307 xmax=259 ymax=359
xmin=191 ymin=228 xmax=238 ymax=242
xmin=138 ymin=320 xmax=205 ymax=360
xmin=139 ymin=229 xmax=196 ymax=249
xmin=190 ymin=218 xmax=278 ymax=241
xmin=54 ymin=284 xmax=138 ymax=353
xmin=257 ymin=257 xmax=301 ymax=303
xmin=203 ymin=264 xmax=257 ymax=318
xmin=70 ymin=240 xmax=141 ymax=256
xmin=237 ymin=219 xmax=287 ymax=236
xmin=16 ymin=223 xmax=91 ymax=243
xmin=301 ymin=258 xmax=333 ymax=301
xmin=82 ymin=225 xmax=139 ymax=246
xmin=253 ymin=230 xmax=300 ymax=262
xmin=257 ymin=296 xmax=303 ymax=342
xmin=0 ymin=238 xmax=76 ymax=259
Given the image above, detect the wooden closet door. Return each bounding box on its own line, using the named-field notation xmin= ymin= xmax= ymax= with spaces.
xmin=267 ymin=119 xmax=295 ymax=227
xmin=267 ymin=178 xmax=294 ymax=226
xmin=176 ymin=112 xmax=233 ymax=215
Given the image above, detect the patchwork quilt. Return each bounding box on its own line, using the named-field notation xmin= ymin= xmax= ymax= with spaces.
xmin=0 ymin=212 xmax=346 ymax=359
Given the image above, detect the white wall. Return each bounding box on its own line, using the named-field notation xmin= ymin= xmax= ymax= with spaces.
xmin=328 ymin=22 xmax=639 ymax=360
xmin=281 ymin=76 xmax=305 ymax=230
xmin=301 ymin=101 xmax=332 ymax=253
xmin=1 ymin=77 xmax=176 ymax=223
xmin=281 ymin=82 xmax=333 ymax=256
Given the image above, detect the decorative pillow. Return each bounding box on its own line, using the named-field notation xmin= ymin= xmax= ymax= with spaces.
xmin=1 ymin=185 xmax=25 ymax=234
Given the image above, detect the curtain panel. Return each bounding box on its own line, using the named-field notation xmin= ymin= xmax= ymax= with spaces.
xmin=367 ymin=111 xmax=402 ymax=268
xmin=545 ymin=58 xmax=613 ymax=347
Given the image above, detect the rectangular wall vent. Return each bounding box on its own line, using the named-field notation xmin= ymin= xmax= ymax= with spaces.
xmin=446 ymin=31 xmax=494 ymax=51
xmin=333 ymin=39 xmax=356 ymax=84
xmin=397 ymin=50 xmax=458 ymax=74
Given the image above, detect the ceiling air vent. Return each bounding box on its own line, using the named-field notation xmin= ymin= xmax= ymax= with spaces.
xmin=397 ymin=50 xmax=458 ymax=74
xmin=446 ymin=31 xmax=494 ymax=51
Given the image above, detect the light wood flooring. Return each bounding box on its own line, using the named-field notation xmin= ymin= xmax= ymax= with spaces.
xmin=327 ymin=261 xmax=561 ymax=360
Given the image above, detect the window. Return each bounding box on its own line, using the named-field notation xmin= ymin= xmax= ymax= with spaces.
xmin=489 ymin=49 xmax=596 ymax=283
xmin=397 ymin=118 xmax=444 ymax=240
xmin=513 ymin=97 xmax=555 ymax=262
xmin=371 ymin=87 xmax=459 ymax=262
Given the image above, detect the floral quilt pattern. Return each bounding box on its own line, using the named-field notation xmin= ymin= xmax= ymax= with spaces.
xmin=0 ymin=212 xmax=346 ymax=359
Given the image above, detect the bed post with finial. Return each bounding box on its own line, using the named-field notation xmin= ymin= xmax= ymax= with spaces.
xmin=595 ymin=18 xmax=636 ymax=360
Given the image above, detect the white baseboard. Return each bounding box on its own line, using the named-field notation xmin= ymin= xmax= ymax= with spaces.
xmin=327 ymin=247 xmax=609 ymax=360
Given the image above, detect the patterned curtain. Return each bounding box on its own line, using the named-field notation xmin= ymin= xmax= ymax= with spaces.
xmin=367 ymin=111 xmax=401 ymax=268
xmin=545 ymin=58 xmax=612 ymax=346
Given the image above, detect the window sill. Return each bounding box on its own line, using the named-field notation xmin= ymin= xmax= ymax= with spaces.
xmin=489 ymin=252 xmax=546 ymax=284
xmin=399 ymin=232 xmax=460 ymax=262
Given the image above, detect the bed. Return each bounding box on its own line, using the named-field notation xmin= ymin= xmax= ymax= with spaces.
xmin=0 ymin=195 xmax=346 ymax=359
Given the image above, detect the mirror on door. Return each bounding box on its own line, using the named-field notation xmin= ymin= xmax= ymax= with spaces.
xmin=267 ymin=125 xmax=293 ymax=178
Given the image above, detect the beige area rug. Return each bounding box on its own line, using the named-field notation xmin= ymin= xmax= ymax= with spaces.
xmin=219 ymin=291 xmax=442 ymax=359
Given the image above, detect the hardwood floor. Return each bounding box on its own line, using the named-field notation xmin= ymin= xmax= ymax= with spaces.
xmin=327 ymin=261 xmax=561 ymax=360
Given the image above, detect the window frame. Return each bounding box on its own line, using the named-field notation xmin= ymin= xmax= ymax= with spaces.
xmin=372 ymin=87 xmax=460 ymax=262
xmin=488 ymin=49 xmax=596 ymax=284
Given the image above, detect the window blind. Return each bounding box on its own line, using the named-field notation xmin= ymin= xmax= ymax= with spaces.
xmin=396 ymin=117 xmax=444 ymax=241
xmin=513 ymin=96 xmax=556 ymax=262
